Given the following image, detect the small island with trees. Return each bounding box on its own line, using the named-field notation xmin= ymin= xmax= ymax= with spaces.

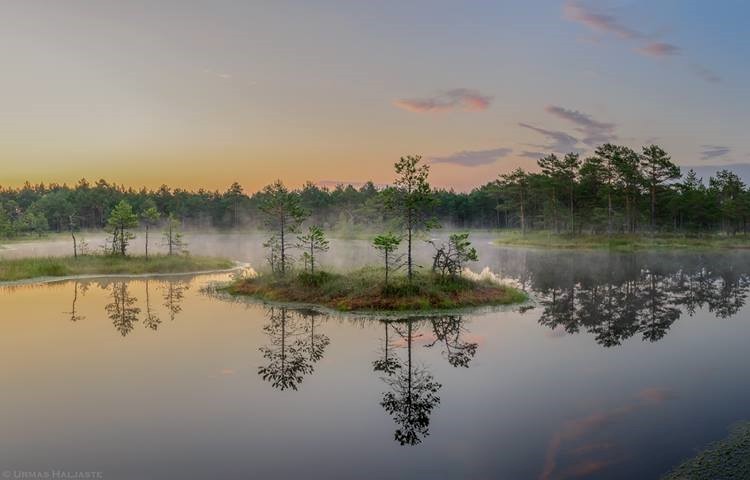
xmin=225 ymin=156 xmax=526 ymax=311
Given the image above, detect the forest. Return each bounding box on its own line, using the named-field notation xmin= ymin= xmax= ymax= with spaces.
xmin=0 ymin=143 xmax=747 ymax=239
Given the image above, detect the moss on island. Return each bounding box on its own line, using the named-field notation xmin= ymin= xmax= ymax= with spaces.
xmin=0 ymin=254 xmax=234 ymax=282
xmin=225 ymin=267 xmax=526 ymax=312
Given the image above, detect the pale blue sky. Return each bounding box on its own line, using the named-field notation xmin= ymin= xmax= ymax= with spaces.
xmin=1 ymin=0 xmax=748 ymax=190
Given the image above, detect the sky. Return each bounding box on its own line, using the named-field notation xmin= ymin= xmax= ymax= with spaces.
xmin=1 ymin=0 xmax=749 ymax=192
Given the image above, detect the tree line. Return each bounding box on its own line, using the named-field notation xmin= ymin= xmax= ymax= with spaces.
xmin=1 ymin=143 xmax=747 ymax=239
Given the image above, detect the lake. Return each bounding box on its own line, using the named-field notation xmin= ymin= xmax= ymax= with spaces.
xmin=2 ymin=234 xmax=749 ymax=479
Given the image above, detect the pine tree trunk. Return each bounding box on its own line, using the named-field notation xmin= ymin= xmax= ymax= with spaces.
xmin=651 ymin=183 xmax=656 ymax=233
xmin=607 ymin=191 xmax=612 ymax=236
xmin=280 ymin=214 xmax=286 ymax=275
xmin=520 ymin=191 xmax=526 ymax=235
xmin=407 ymin=218 xmax=413 ymax=281
xmin=569 ymin=186 xmax=574 ymax=234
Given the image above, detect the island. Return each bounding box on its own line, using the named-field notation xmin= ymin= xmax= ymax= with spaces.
xmin=224 ymin=267 xmax=526 ymax=312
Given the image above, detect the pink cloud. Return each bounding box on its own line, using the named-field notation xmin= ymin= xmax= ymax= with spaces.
xmin=636 ymin=387 xmax=675 ymax=404
xmin=638 ymin=42 xmax=680 ymax=57
xmin=539 ymin=387 xmax=675 ymax=480
xmin=563 ymin=1 xmax=640 ymax=39
xmin=394 ymin=88 xmax=493 ymax=113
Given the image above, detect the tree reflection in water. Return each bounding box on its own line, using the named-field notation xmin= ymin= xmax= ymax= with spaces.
xmin=258 ymin=307 xmax=330 ymax=391
xmin=425 ymin=315 xmax=478 ymax=368
xmin=64 ymin=280 xmax=88 ymax=323
xmin=162 ymin=280 xmax=189 ymax=321
xmin=503 ymin=251 xmax=750 ymax=346
xmin=373 ymin=314 xmax=480 ymax=445
xmin=105 ymin=281 xmax=141 ymax=336
xmin=97 ymin=279 xmax=188 ymax=336
xmin=143 ymin=279 xmax=161 ymax=331
xmin=372 ymin=321 xmax=401 ymax=375
xmin=380 ymin=319 xmax=442 ymax=446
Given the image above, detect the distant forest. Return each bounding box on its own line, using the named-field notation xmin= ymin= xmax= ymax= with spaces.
xmin=0 ymin=143 xmax=748 ymax=238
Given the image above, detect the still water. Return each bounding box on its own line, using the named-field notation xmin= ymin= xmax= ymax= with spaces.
xmin=2 ymin=236 xmax=750 ymax=479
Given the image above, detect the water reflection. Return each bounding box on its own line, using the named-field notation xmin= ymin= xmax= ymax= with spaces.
xmin=63 ymin=278 xmax=188 ymax=336
xmin=378 ymin=319 xmax=442 ymax=446
xmin=162 ymin=280 xmax=189 ymax=321
xmin=372 ymin=315 xmax=478 ymax=445
xmin=258 ymin=306 xmax=330 ymax=391
xmin=252 ymin=308 xmax=476 ymax=446
xmin=425 ymin=315 xmax=478 ymax=368
xmin=64 ymin=280 xmax=88 ymax=323
xmin=500 ymin=251 xmax=750 ymax=347
xmin=143 ymin=279 xmax=161 ymax=331
xmin=105 ymin=281 xmax=141 ymax=336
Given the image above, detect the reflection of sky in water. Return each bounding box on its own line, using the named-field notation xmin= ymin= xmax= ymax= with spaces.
xmin=2 ymin=243 xmax=750 ymax=478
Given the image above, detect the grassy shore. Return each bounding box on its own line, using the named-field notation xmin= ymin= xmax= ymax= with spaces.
xmin=225 ymin=267 xmax=526 ymax=312
xmin=494 ymin=231 xmax=750 ymax=251
xmin=0 ymin=254 xmax=234 ymax=282
xmin=662 ymin=421 xmax=750 ymax=479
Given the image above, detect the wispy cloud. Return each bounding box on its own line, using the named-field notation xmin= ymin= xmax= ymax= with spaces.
xmin=563 ymin=1 xmax=718 ymax=82
xmin=563 ymin=1 xmax=640 ymax=39
xmin=203 ymin=68 xmax=232 ymax=79
xmin=638 ymin=42 xmax=680 ymax=57
xmin=430 ymin=148 xmax=512 ymax=167
xmin=692 ymin=64 xmax=721 ymax=83
xmin=519 ymin=106 xmax=616 ymax=155
xmin=519 ymin=123 xmax=581 ymax=154
xmin=545 ymin=105 xmax=617 ymax=146
xmin=700 ymin=145 xmax=731 ymax=161
xmin=518 ymin=150 xmax=548 ymax=160
xmin=394 ymin=88 xmax=493 ymax=113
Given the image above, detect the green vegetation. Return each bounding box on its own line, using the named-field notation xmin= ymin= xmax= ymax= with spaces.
xmin=296 ymin=225 xmax=329 ymax=274
xmin=387 ymin=155 xmax=438 ymax=281
xmin=372 ymin=232 xmax=403 ymax=286
xmin=226 ymin=268 xmax=525 ymax=312
xmin=497 ymin=144 xmax=748 ymax=236
xmin=662 ymin=422 xmax=750 ymax=480
xmin=428 ymin=233 xmax=479 ymax=279
xmin=494 ymin=230 xmax=750 ymax=250
xmin=105 ymin=199 xmax=139 ymax=255
xmin=259 ymin=180 xmax=306 ymax=275
xmin=162 ymin=212 xmax=187 ymax=255
xmin=0 ymin=255 xmax=233 ymax=282
xmin=4 ymin=143 xmax=749 ymax=248
xmin=140 ymin=200 xmax=160 ymax=258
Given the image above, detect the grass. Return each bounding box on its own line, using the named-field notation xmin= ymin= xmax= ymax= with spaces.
xmin=0 ymin=254 xmax=234 ymax=282
xmin=224 ymin=267 xmax=527 ymax=312
xmin=662 ymin=421 xmax=750 ymax=479
xmin=494 ymin=230 xmax=750 ymax=251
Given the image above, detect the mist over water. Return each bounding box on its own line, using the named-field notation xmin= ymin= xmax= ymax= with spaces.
xmin=3 ymin=234 xmax=750 ymax=479
xmin=0 ymin=229 xmax=470 ymax=272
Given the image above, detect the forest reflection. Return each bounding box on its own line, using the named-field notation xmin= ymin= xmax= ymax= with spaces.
xmin=502 ymin=251 xmax=750 ymax=347
xmin=64 ymin=278 xmax=189 ymax=336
